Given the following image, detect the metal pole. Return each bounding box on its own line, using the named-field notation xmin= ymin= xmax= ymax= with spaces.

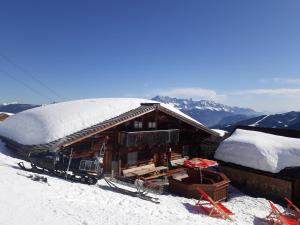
xmin=65 ymin=148 xmax=73 ymax=180
xmin=199 ymin=167 xmax=203 ymax=184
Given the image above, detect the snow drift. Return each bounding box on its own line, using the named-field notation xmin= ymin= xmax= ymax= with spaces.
xmin=0 ymin=98 xmax=202 ymax=145
xmin=214 ymin=129 xmax=300 ymax=173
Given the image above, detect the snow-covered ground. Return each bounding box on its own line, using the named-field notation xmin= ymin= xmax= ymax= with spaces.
xmin=0 ymin=140 xmax=280 ymax=225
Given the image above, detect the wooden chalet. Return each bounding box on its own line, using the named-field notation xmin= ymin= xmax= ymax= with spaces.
xmin=217 ymin=126 xmax=300 ymax=206
xmin=2 ymin=102 xmax=221 ymax=179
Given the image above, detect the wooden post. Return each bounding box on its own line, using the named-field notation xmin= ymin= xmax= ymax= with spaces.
xmin=155 ymin=109 xmax=159 ymax=129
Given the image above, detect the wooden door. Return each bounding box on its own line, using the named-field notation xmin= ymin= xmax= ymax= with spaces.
xmin=103 ymin=147 xmax=112 ymax=173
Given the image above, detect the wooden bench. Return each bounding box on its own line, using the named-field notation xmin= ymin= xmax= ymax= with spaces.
xmin=122 ymin=163 xmax=168 ymax=180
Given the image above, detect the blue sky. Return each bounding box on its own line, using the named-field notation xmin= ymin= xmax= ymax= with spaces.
xmin=0 ymin=0 xmax=300 ymax=112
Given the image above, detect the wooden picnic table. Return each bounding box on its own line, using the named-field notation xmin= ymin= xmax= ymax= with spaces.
xmin=123 ymin=164 xmax=168 ymax=180
xmin=131 ymin=166 xmax=168 ymax=176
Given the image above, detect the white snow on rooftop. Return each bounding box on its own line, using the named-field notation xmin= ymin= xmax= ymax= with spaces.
xmin=214 ymin=129 xmax=300 ymax=173
xmin=211 ymin=129 xmax=228 ymax=137
xmin=0 ymin=98 xmax=203 ymax=145
xmin=0 ymin=112 xmax=14 ymax=116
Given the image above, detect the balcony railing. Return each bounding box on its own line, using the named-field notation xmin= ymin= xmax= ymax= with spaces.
xmin=118 ymin=129 xmax=179 ymax=147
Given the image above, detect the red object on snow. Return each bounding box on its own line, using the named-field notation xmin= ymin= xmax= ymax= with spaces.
xmin=266 ymin=201 xmax=299 ymax=225
xmin=183 ymin=158 xmax=218 ymax=169
xmin=195 ymin=187 xmax=233 ymax=220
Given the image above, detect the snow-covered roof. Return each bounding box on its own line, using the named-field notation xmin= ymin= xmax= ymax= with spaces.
xmin=0 ymin=112 xmax=13 ymax=123
xmin=0 ymin=98 xmax=215 ymax=146
xmin=211 ymin=129 xmax=228 ymax=137
xmin=0 ymin=112 xmax=14 ymax=116
xmin=214 ymin=129 xmax=300 ymax=173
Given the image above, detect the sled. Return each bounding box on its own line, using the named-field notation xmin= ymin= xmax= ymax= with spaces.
xmin=103 ymin=177 xmax=160 ymax=204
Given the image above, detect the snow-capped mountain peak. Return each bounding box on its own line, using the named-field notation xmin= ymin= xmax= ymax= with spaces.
xmin=215 ymin=111 xmax=300 ymax=132
xmin=1 ymin=101 xmax=19 ymax=106
xmin=151 ymin=96 xmax=259 ymax=127
xmin=152 ymin=96 xmax=256 ymax=114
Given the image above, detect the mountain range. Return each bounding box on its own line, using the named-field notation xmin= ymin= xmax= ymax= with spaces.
xmin=0 ymin=103 xmax=39 ymax=114
xmin=152 ymin=96 xmax=300 ymax=131
xmin=214 ymin=111 xmax=300 ymax=132
xmin=151 ymin=96 xmax=260 ymax=127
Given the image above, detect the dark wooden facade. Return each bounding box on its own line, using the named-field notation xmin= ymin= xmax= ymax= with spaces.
xmin=66 ymin=109 xmax=219 ymax=176
xmin=219 ymin=162 xmax=300 ymax=206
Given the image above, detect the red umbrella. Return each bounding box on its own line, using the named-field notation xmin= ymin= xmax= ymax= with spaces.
xmin=184 ymin=158 xmax=218 ymax=169
xmin=183 ymin=158 xmax=218 ymax=183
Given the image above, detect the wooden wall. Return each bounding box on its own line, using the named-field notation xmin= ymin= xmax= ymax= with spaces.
xmin=220 ymin=165 xmax=293 ymax=201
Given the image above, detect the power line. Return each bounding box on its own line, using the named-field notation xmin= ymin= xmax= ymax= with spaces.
xmin=0 ymin=68 xmax=54 ymax=102
xmin=0 ymin=53 xmax=64 ymax=101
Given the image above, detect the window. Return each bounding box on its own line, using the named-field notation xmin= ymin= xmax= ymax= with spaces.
xmin=127 ymin=152 xmax=138 ymax=166
xmin=134 ymin=121 xmax=143 ymax=129
xmin=148 ymin=122 xmax=156 ymax=129
xmin=182 ymin=145 xmax=190 ymax=158
xmin=79 ymin=160 xmax=100 ymax=172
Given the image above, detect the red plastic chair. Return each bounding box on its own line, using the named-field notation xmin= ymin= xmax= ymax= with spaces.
xmin=285 ymin=197 xmax=300 ymax=217
xmin=195 ymin=187 xmax=233 ymax=221
xmin=266 ymin=201 xmax=299 ymax=225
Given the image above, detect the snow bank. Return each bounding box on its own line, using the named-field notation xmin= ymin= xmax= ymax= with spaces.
xmin=214 ymin=129 xmax=300 ymax=173
xmin=0 ymin=140 xmax=281 ymax=225
xmin=0 ymin=98 xmax=202 ymax=145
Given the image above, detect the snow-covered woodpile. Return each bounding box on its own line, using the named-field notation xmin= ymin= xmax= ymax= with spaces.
xmin=215 ymin=127 xmax=300 ymax=203
xmin=215 ymin=128 xmax=300 ymax=173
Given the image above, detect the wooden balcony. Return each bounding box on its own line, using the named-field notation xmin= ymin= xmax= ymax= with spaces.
xmin=118 ymin=129 xmax=179 ymax=147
